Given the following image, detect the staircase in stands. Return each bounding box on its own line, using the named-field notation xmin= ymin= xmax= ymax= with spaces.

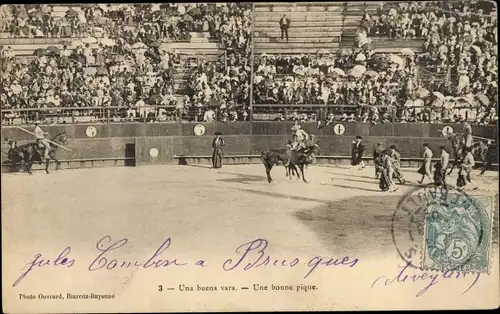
xmin=253 ymin=2 xmax=345 ymax=55
xmin=340 ymin=1 xmax=425 ymax=54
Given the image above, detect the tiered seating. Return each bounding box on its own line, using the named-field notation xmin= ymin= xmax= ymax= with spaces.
xmin=167 ymin=42 xmax=223 ymax=100
xmin=340 ymin=1 xmax=365 ymax=47
xmin=253 ymin=2 xmax=345 ymax=54
xmin=340 ymin=2 xmax=425 ymax=54
xmin=0 ymin=38 xmax=98 ymax=57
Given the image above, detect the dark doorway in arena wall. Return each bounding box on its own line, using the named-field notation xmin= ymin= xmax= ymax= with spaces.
xmin=125 ymin=143 xmax=136 ymax=167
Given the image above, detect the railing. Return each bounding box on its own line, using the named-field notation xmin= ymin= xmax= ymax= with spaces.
xmin=251 ymin=104 xmax=489 ymax=124
xmin=1 ymin=106 xmax=178 ymax=125
xmin=2 ymin=157 xmax=136 ymax=170
xmin=0 ymin=104 xmax=250 ymax=125
xmin=1 ymin=104 xmax=489 ymax=126
xmin=172 ymin=154 xmax=499 ymax=168
xmin=4 ymin=154 xmax=496 ymax=172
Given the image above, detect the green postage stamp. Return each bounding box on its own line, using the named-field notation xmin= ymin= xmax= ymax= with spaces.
xmin=421 ymin=189 xmax=495 ymax=273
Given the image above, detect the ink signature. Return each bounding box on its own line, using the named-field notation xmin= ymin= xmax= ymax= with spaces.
xmin=371 ymin=261 xmax=481 ymax=297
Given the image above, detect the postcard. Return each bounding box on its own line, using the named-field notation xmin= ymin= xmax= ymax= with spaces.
xmin=1 ymin=1 xmax=499 ymax=313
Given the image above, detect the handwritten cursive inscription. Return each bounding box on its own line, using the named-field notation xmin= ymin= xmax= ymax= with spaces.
xmin=88 ymin=236 xmax=188 ymax=271
xmin=13 ymin=247 xmax=75 ymax=287
xmin=13 ymin=237 xmax=360 ymax=287
xmin=371 ymin=261 xmax=481 ymax=297
xmin=222 ymin=238 xmax=359 ymax=278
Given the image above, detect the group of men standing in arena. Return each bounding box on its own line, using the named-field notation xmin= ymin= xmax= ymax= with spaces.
xmin=350 ymin=136 xmax=406 ymax=192
xmin=372 ymin=142 xmax=406 ymax=192
xmin=415 ymin=121 xmax=479 ymax=190
xmin=350 ymin=120 xmax=480 ymax=192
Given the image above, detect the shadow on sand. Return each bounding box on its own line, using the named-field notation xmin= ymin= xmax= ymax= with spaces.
xmin=216 ymin=172 xmax=268 ymax=184
xmin=234 ymin=187 xmax=330 ymax=204
xmin=293 ymin=195 xmax=404 ymax=253
xmin=319 ymin=182 xmax=382 ymax=193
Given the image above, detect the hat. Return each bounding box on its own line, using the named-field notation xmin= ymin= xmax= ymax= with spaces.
xmin=377 ymin=142 xmax=383 ymax=146
xmin=390 ymin=144 xmax=396 ymax=149
xmin=214 ymin=132 xmax=222 ymax=135
xmin=35 ymin=120 xmax=41 ymax=124
xmin=439 ymin=145 xmax=446 ymax=150
xmin=356 ymin=136 xmax=363 ymax=139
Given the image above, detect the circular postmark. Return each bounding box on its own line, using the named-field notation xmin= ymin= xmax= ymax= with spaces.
xmin=392 ymin=185 xmax=492 ymax=273
xmin=194 ymin=124 xmax=205 ymax=136
xmin=441 ymin=126 xmax=454 ymax=137
xmin=86 ymin=126 xmax=98 ymax=138
xmin=333 ymin=123 xmax=345 ymax=135
xmin=149 ymin=148 xmax=159 ymax=158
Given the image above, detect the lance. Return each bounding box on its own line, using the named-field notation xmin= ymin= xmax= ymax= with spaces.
xmin=15 ymin=126 xmax=72 ymax=151
xmin=471 ymin=134 xmax=496 ymax=142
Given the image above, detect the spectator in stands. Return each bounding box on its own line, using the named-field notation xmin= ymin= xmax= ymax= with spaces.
xmin=279 ymin=14 xmax=290 ymax=42
xmin=203 ymin=107 xmax=215 ymax=122
xmin=359 ymin=0 xmax=498 ymax=124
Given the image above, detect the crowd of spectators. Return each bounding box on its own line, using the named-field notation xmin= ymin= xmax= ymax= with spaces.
xmin=1 ymin=3 xmax=252 ymax=46
xmin=252 ymin=45 xmax=497 ymax=124
xmin=252 ymin=48 xmax=421 ymax=124
xmin=0 ymin=3 xmax=252 ymax=124
xmin=91 ymin=3 xmax=252 ymax=48
xmin=1 ymin=44 xmax=180 ymax=124
xmin=1 ymin=4 xmax=56 ymax=38
xmin=330 ymin=0 xmax=498 ymax=125
xmin=184 ymin=51 xmax=251 ymax=123
xmin=1 ymin=2 xmax=498 ymax=125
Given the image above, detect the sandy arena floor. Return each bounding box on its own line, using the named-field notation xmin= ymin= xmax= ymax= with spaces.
xmin=2 ymin=164 xmax=499 ymax=311
xmin=3 ymin=164 xmax=498 ymax=255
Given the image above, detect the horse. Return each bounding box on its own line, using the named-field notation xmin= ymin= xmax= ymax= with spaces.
xmin=446 ymin=133 xmax=489 ymax=175
xmin=261 ymin=143 xmax=320 ymax=183
xmin=5 ymin=132 xmax=68 ymax=175
xmin=260 ymin=148 xmax=299 ymax=182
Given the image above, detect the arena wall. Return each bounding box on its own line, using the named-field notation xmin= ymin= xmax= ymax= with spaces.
xmin=2 ymin=123 xmax=498 ymax=166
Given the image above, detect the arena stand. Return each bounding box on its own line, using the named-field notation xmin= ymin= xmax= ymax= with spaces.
xmin=358 ymin=0 xmax=498 ymax=123
xmin=0 ymin=2 xmax=498 ymax=127
xmin=252 ymin=0 xmax=498 ymax=124
xmin=0 ymin=3 xmax=251 ymax=125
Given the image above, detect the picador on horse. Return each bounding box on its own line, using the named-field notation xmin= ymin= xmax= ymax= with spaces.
xmin=5 ymin=121 xmax=68 ymax=174
xmin=261 ymin=123 xmax=320 ymax=183
xmin=286 ymin=124 xmax=316 ymax=167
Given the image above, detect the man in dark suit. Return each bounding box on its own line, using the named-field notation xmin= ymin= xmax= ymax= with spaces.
xmin=279 ymin=14 xmax=290 ymax=42
xmin=351 ymin=136 xmax=366 ymax=170
xmin=373 ymin=142 xmax=384 ymax=179
xmin=212 ymin=132 xmax=225 ymax=169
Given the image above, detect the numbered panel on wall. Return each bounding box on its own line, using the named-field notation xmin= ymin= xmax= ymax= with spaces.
xmin=442 ymin=126 xmax=454 ymax=137
xmin=85 ymin=126 xmax=98 ymax=138
xmin=194 ymin=124 xmax=206 ymax=136
xmin=333 ymin=124 xmax=346 ymax=135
